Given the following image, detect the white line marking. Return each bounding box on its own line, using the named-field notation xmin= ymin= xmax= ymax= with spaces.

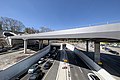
xmin=56 ymin=61 xmax=61 ymax=80
xmin=79 ymin=67 xmax=83 ymax=73
xmin=42 ymin=60 xmax=56 ymax=80
xmin=67 ymin=63 xmax=72 ymax=80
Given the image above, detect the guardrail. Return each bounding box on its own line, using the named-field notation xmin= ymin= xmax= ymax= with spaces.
xmin=71 ymin=20 xmax=120 ymax=29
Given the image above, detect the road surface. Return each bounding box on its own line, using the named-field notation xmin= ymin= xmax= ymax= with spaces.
xmin=66 ymin=49 xmax=93 ymax=80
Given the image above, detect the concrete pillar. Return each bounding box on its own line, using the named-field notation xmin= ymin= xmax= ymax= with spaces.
xmin=60 ymin=43 xmax=63 ymax=50
xmin=24 ymin=39 xmax=27 ymax=53
xmin=94 ymin=41 xmax=100 ymax=63
xmin=86 ymin=40 xmax=89 ymax=52
xmin=39 ymin=40 xmax=43 ymax=49
xmin=39 ymin=40 xmax=41 ymax=49
xmin=41 ymin=40 xmax=43 ymax=48
xmin=48 ymin=40 xmax=49 ymax=45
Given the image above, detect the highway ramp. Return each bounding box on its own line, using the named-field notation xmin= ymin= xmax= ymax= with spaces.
xmin=66 ymin=49 xmax=93 ymax=80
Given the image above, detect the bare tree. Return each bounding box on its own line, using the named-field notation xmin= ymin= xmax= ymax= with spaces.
xmin=24 ymin=27 xmax=32 ymax=34
xmin=39 ymin=27 xmax=53 ymax=33
xmin=0 ymin=17 xmax=25 ymax=32
xmin=24 ymin=26 xmax=53 ymax=34
xmin=24 ymin=27 xmax=39 ymax=34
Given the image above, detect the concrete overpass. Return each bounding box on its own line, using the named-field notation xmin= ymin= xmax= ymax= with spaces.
xmin=10 ymin=23 xmax=120 ymax=63
xmin=11 ymin=23 xmax=120 ymax=40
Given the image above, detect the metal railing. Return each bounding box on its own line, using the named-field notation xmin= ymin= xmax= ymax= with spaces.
xmin=71 ymin=20 xmax=120 ymax=29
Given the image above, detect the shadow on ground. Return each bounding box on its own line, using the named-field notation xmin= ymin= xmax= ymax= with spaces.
xmin=81 ymin=50 xmax=120 ymax=77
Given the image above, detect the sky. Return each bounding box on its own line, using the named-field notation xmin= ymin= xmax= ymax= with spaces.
xmin=0 ymin=0 xmax=120 ymax=30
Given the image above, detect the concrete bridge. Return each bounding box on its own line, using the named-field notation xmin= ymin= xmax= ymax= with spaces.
xmin=10 ymin=23 xmax=120 ymax=63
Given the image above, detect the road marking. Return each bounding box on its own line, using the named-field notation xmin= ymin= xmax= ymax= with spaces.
xmin=65 ymin=50 xmax=72 ymax=80
xmin=56 ymin=50 xmax=72 ymax=80
xmin=73 ymin=65 xmax=81 ymax=80
xmin=56 ymin=51 xmax=63 ymax=80
xmin=41 ymin=59 xmax=49 ymax=68
xmin=79 ymin=67 xmax=83 ymax=73
xmin=67 ymin=63 xmax=71 ymax=80
xmin=56 ymin=61 xmax=67 ymax=80
xmin=74 ymin=56 xmax=83 ymax=73
xmin=42 ymin=60 xmax=56 ymax=80
xmin=56 ymin=61 xmax=61 ymax=80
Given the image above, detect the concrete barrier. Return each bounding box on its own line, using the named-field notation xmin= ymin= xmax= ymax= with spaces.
xmin=66 ymin=43 xmax=102 ymax=71
xmin=74 ymin=48 xmax=101 ymax=71
xmin=66 ymin=43 xmax=116 ymax=80
xmin=0 ymin=45 xmax=50 ymax=80
xmin=66 ymin=43 xmax=75 ymax=51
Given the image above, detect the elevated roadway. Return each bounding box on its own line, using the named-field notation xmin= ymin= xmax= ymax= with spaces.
xmin=10 ymin=23 xmax=120 ymax=63
xmin=8 ymin=22 xmax=120 ymax=80
xmin=10 ymin=23 xmax=120 ymax=41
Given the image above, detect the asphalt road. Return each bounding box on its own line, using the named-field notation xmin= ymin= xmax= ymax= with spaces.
xmin=43 ymin=51 xmax=60 ymax=80
xmin=66 ymin=49 xmax=93 ymax=80
xmin=100 ymin=53 xmax=120 ymax=78
xmin=20 ymin=59 xmax=49 ymax=80
xmin=20 ymin=48 xmax=98 ymax=80
xmin=43 ymin=60 xmax=60 ymax=80
xmin=81 ymin=50 xmax=120 ymax=80
xmin=44 ymin=49 xmax=88 ymax=80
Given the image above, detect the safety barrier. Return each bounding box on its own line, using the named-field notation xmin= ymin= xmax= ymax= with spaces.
xmin=66 ymin=43 xmax=116 ymax=80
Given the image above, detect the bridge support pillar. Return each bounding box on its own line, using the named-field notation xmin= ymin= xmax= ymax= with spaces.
xmin=39 ymin=40 xmax=43 ymax=49
xmin=48 ymin=40 xmax=49 ymax=45
xmin=86 ymin=40 xmax=89 ymax=52
xmin=60 ymin=43 xmax=63 ymax=50
xmin=41 ymin=40 xmax=43 ymax=48
xmin=94 ymin=41 xmax=102 ymax=64
xmin=39 ymin=40 xmax=41 ymax=49
xmin=24 ymin=39 xmax=27 ymax=53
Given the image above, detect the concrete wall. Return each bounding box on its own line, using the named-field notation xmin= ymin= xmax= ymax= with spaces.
xmin=66 ymin=43 xmax=75 ymax=51
xmin=0 ymin=45 xmax=50 ymax=80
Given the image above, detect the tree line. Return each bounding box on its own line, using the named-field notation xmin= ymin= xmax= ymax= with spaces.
xmin=0 ymin=17 xmax=53 ymax=34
